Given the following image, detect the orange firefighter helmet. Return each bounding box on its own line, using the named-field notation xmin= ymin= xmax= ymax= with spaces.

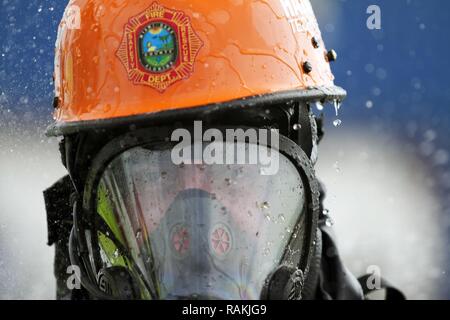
xmin=51 ymin=0 xmax=344 ymax=133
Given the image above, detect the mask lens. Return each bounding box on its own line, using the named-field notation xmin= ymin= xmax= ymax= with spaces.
xmin=94 ymin=142 xmax=306 ymax=299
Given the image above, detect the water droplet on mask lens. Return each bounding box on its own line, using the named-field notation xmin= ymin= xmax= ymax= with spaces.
xmin=322 ymin=209 xmax=330 ymax=216
xmin=293 ymin=123 xmax=301 ymax=131
xmin=113 ymin=249 xmax=119 ymax=258
xmin=333 ymin=119 xmax=342 ymax=127
xmin=285 ymin=227 xmax=292 ymax=233
xmin=225 ymin=178 xmax=232 ymax=186
xmin=263 ymin=248 xmax=271 ymax=256
xmin=278 ymin=214 xmax=286 ymax=223
xmin=264 ymin=213 xmax=272 ymax=222
xmin=261 ymin=201 xmax=270 ymax=210
xmin=315 ymin=101 xmax=324 ymax=111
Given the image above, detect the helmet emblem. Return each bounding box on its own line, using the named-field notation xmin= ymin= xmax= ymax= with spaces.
xmin=117 ymin=2 xmax=203 ymax=93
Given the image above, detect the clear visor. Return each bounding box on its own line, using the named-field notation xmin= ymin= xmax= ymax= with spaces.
xmin=94 ymin=142 xmax=306 ymax=300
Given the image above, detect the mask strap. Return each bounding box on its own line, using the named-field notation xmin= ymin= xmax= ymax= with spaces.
xmin=293 ymin=102 xmax=313 ymax=158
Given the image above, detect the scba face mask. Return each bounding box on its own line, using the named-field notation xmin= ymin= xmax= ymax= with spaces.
xmin=68 ymin=121 xmax=323 ymax=300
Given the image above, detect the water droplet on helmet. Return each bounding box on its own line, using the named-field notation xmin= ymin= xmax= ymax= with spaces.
xmin=333 ymin=119 xmax=342 ymax=127
xmin=293 ymin=123 xmax=301 ymax=131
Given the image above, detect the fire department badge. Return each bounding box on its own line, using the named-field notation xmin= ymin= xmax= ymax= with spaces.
xmin=117 ymin=2 xmax=203 ymax=92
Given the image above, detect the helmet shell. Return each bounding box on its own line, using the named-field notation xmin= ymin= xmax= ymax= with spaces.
xmin=54 ymin=0 xmax=337 ymax=123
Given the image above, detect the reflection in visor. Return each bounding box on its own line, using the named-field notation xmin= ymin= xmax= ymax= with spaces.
xmin=95 ymin=142 xmax=306 ymax=300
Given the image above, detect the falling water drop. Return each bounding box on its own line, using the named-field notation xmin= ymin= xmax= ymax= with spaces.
xmin=333 ymin=161 xmax=341 ymax=173
xmin=315 ymin=101 xmax=324 ymax=111
xmin=325 ymin=217 xmax=335 ymax=227
xmin=334 ymin=100 xmax=341 ymax=116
